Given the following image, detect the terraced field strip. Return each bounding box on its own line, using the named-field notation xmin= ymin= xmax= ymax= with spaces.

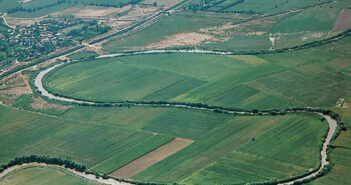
xmin=110 ymin=138 xmax=193 ymax=179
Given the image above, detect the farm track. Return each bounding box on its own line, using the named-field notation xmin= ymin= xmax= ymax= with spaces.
xmin=32 ymin=57 xmax=339 ymax=185
xmin=0 ymin=13 xmax=15 ymax=29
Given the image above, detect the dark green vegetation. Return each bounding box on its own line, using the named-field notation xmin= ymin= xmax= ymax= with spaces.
xmin=0 ymin=19 xmax=12 ymax=68
xmin=0 ymin=166 xmax=99 ymax=185
xmin=68 ymin=51 xmax=98 ymax=60
xmin=1 ymin=155 xmax=87 ymax=173
xmin=45 ymin=35 xmax=351 ymax=109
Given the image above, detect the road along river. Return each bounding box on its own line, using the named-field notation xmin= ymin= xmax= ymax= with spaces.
xmin=31 ymin=56 xmax=338 ymax=185
xmin=0 ymin=163 xmax=132 ymax=185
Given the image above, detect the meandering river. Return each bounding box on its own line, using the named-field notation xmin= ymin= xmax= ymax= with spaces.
xmin=29 ymin=53 xmax=339 ymax=185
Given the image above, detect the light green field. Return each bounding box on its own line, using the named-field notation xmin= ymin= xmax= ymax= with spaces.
xmin=0 ymin=167 xmax=100 ymax=185
xmin=0 ymin=105 xmax=156 ymax=168
xmin=61 ymin=106 xmax=232 ymax=139
xmin=45 ymin=35 xmax=351 ymax=109
xmin=44 ymin=57 xmax=206 ymax=102
xmin=133 ymin=114 xmax=326 ymax=184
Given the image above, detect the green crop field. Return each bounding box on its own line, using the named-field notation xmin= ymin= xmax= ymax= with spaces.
xmin=133 ymin=114 xmax=326 ymax=184
xmin=0 ymin=105 xmax=157 ymax=167
xmin=45 ymin=35 xmax=351 ymax=109
xmin=0 ymin=166 xmax=100 ymax=185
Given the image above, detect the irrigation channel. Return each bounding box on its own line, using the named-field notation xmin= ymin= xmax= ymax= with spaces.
xmin=29 ymin=50 xmax=340 ymax=185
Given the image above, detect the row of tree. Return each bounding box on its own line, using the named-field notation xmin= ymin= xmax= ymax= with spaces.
xmin=0 ymin=155 xmax=86 ymax=173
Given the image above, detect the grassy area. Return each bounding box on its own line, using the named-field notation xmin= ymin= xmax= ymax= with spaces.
xmin=61 ymin=106 xmax=232 ymax=139
xmin=0 ymin=166 xmax=100 ymax=185
xmin=13 ymin=94 xmax=69 ymax=116
xmin=133 ymin=114 xmax=326 ymax=183
xmin=269 ymin=0 xmax=350 ymax=49
xmin=102 ymin=12 xmax=243 ymax=52
xmin=43 ymin=56 xmax=206 ymax=102
xmin=102 ymin=0 xmax=345 ymax=53
xmin=142 ymin=108 xmax=231 ymax=140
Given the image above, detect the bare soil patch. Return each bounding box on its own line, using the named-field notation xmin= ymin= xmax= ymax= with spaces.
xmin=342 ymin=102 xmax=351 ymax=109
xmin=110 ymin=138 xmax=193 ymax=179
xmin=332 ymin=8 xmax=351 ymax=32
xmin=31 ymin=97 xmax=71 ymax=111
xmin=0 ymin=74 xmax=32 ymax=104
xmin=147 ymin=32 xmax=213 ymax=49
xmin=6 ymin=17 xmax=42 ymax=26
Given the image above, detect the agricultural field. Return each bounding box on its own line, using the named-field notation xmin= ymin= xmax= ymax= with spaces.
xmin=187 ymin=0 xmax=330 ymax=14
xmin=0 ymin=166 xmax=100 ymax=185
xmin=134 ymin=114 xmax=326 ymax=183
xmin=0 ymin=0 xmax=350 ymax=184
xmin=102 ymin=0 xmax=350 ymax=53
xmin=0 ymin=105 xmax=159 ymax=167
xmin=44 ymin=35 xmax=351 ymax=109
xmin=0 ymin=0 xmax=144 ymax=18
xmin=0 ymin=103 xmax=328 ymax=184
